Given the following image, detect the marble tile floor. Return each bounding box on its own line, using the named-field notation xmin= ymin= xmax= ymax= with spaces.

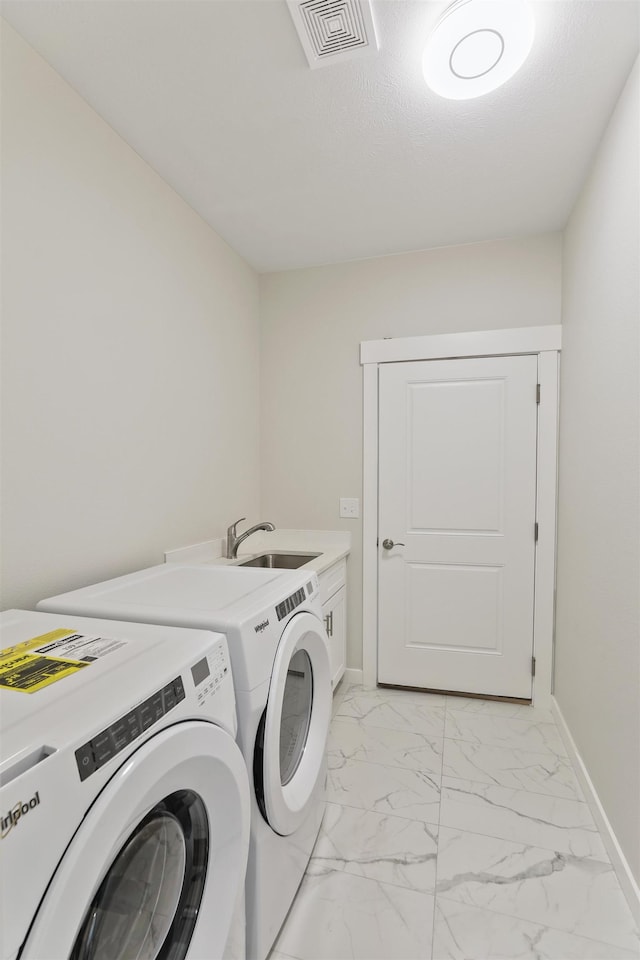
xmin=269 ymin=682 xmax=639 ymax=960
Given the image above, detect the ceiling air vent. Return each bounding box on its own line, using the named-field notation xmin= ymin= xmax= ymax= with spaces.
xmin=287 ymin=0 xmax=379 ymax=68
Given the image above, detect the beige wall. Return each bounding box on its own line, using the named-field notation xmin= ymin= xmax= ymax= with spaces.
xmin=0 ymin=23 xmax=260 ymax=609
xmin=260 ymin=234 xmax=562 ymax=670
xmin=555 ymin=58 xmax=640 ymax=883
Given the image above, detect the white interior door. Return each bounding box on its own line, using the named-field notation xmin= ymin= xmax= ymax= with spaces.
xmin=378 ymin=355 xmax=538 ymax=699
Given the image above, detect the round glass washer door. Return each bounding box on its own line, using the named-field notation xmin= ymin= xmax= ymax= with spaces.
xmin=260 ymin=611 xmax=331 ymax=837
xmin=22 ymin=722 xmax=250 ymax=960
xmin=279 ymin=648 xmax=313 ymax=787
xmin=70 ymin=790 xmax=207 ymax=960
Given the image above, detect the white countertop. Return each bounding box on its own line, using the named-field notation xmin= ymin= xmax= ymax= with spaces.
xmin=164 ymin=529 xmax=351 ymax=576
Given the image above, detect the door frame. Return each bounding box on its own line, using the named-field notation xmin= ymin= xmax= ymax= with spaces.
xmin=361 ymin=325 xmax=561 ymax=709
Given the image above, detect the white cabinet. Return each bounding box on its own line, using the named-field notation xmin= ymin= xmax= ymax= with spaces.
xmin=318 ymin=559 xmax=347 ymax=690
xmin=323 ymin=587 xmax=345 ymax=690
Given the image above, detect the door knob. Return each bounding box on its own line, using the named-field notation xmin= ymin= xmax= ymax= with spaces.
xmin=382 ymin=539 xmax=405 ymax=550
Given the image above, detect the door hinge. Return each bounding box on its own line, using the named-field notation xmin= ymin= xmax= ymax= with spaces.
xmin=534 ymin=522 xmax=539 ymax=542
xmin=531 ymin=656 xmax=536 ymax=677
xmin=376 ymin=538 xmax=379 ymax=547
xmin=536 ymin=383 xmax=541 ymax=404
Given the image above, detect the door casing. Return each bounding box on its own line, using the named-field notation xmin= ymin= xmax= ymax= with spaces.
xmin=360 ymin=325 xmax=561 ymax=709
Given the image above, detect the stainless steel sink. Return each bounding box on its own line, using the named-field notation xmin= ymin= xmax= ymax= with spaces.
xmin=238 ymin=552 xmax=320 ymax=569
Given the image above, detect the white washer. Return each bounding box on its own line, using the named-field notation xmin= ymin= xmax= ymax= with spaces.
xmin=38 ymin=564 xmax=332 ymax=960
xmin=0 ymin=608 xmax=250 ymax=960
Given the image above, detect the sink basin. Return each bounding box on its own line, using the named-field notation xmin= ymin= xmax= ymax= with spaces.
xmin=238 ymin=552 xmax=320 ymax=569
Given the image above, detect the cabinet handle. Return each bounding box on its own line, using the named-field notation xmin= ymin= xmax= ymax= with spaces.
xmin=324 ymin=612 xmax=333 ymax=637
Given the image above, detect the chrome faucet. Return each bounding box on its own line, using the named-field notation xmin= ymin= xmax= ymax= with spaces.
xmin=226 ymin=517 xmax=275 ymax=559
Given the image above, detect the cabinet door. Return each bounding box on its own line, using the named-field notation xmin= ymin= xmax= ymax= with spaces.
xmin=323 ymin=586 xmax=346 ymax=690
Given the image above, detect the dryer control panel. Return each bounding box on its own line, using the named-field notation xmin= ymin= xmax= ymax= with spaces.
xmin=275 ymin=587 xmax=306 ymax=621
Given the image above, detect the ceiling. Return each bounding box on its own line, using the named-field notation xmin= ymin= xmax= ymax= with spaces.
xmin=2 ymin=0 xmax=639 ymax=273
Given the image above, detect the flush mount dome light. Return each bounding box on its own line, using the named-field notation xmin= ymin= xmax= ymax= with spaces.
xmin=423 ymin=0 xmax=535 ymax=100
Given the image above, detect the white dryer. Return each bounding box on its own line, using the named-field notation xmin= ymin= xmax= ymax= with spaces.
xmin=0 ymin=609 xmax=250 ymax=960
xmin=38 ymin=564 xmax=332 ymax=960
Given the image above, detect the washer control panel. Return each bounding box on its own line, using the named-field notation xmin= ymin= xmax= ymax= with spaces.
xmin=75 ymin=676 xmax=185 ymax=781
xmin=194 ymin=642 xmax=229 ymax=707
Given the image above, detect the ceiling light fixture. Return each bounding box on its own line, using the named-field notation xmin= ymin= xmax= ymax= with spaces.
xmin=422 ymin=0 xmax=535 ymax=100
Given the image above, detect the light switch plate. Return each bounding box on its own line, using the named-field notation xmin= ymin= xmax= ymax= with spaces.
xmin=340 ymin=497 xmax=360 ymax=519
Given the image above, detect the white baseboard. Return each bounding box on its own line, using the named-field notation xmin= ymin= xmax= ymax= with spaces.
xmin=551 ymin=696 xmax=640 ymax=926
xmin=343 ymin=668 xmax=363 ymax=686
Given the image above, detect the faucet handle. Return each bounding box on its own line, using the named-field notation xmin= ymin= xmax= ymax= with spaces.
xmin=228 ymin=517 xmax=246 ymax=536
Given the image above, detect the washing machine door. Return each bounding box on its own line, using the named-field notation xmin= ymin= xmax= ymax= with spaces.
xmin=21 ymin=722 xmax=249 ymax=960
xmin=260 ymin=611 xmax=331 ymax=837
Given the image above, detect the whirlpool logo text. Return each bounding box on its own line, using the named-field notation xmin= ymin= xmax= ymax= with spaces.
xmin=1 ymin=792 xmax=40 ymax=838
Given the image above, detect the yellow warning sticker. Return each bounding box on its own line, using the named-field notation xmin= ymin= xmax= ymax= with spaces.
xmin=1 ymin=628 xmax=77 ymax=658
xmin=0 ymin=629 xmax=88 ymax=694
